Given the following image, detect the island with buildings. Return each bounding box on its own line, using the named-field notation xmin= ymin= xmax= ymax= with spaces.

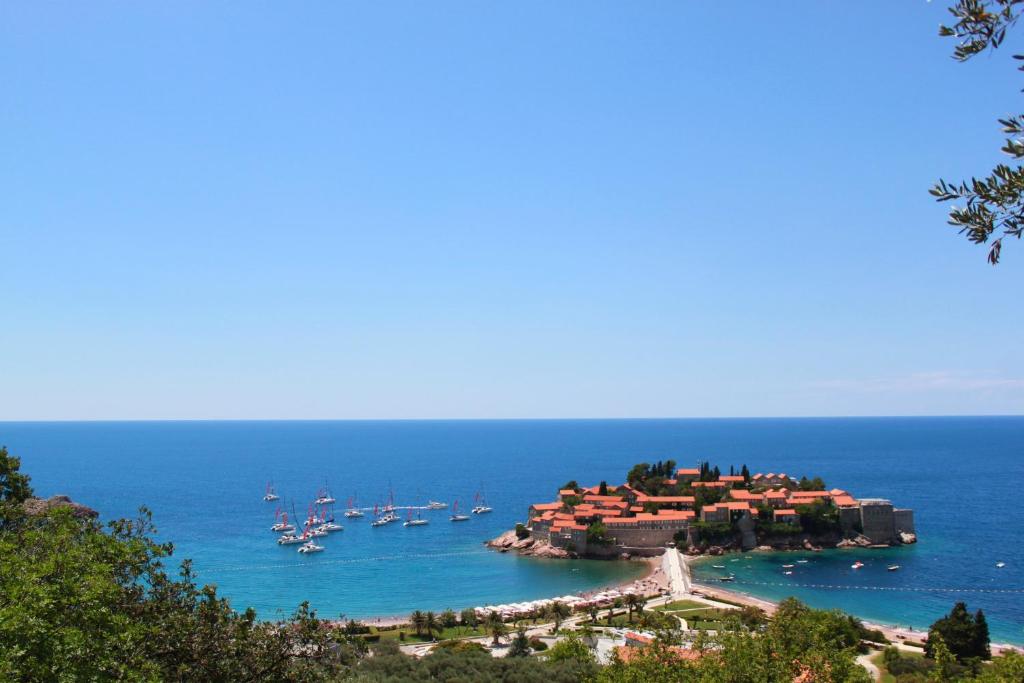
xmin=489 ymin=460 xmax=916 ymax=559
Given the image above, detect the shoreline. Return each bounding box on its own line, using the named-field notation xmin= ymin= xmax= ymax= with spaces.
xmin=683 ymin=555 xmax=1023 ymax=655
xmin=347 ymin=555 xmax=663 ymax=628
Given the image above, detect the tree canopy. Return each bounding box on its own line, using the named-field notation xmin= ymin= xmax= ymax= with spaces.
xmin=931 ymin=0 xmax=1024 ymax=263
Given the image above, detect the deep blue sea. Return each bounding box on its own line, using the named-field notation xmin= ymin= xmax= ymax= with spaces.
xmin=2 ymin=418 xmax=1022 ymax=643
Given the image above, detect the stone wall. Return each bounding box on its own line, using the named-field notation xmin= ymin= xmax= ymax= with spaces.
xmin=859 ymin=499 xmax=896 ymax=544
xmin=893 ymin=508 xmax=915 ymax=534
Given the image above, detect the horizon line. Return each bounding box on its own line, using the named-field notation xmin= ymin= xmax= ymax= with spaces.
xmin=2 ymin=413 xmax=1023 ymax=424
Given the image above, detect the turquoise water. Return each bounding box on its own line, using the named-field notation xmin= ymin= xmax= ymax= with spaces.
xmin=2 ymin=418 xmax=1022 ymax=642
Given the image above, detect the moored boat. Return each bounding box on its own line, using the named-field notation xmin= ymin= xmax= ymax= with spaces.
xmin=426 ymin=500 xmax=447 ymax=510
xmin=450 ymin=499 xmax=470 ymax=521
xmin=297 ymin=541 xmax=324 ymax=554
xmin=263 ymin=482 xmax=280 ymax=502
xmin=887 ymin=565 xmax=900 ymax=571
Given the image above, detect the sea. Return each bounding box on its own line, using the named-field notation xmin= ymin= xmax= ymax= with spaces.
xmin=2 ymin=417 xmax=1022 ymax=644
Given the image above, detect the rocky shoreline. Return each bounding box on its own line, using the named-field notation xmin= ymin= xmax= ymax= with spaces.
xmin=487 ymin=528 xmax=917 ymax=561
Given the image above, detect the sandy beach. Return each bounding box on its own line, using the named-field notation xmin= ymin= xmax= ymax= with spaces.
xmin=349 ymin=555 xmax=664 ymax=628
xmin=683 ymin=554 xmax=1023 ymax=656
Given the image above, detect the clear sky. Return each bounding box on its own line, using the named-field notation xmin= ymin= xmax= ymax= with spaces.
xmin=2 ymin=2 xmax=1022 ymax=420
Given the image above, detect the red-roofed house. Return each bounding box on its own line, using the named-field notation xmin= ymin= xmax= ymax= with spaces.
xmin=719 ymin=475 xmax=745 ymax=485
xmin=774 ymin=509 xmax=799 ymax=523
xmin=764 ymin=489 xmax=789 ymax=508
xmin=676 ymin=468 xmax=700 ymax=481
xmin=700 ymin=504 xmax=729 ymax=523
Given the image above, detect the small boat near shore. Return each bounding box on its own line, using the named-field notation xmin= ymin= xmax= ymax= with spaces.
xmin=887 ymin=565 xmax=900 ymax=571
xmin=782 ymin=564 xmax=795 ymax=568
xmin=851 ymin=561 xmax=864 ymax=570
xmin=711 ymin=564 xmax=726 ymax=569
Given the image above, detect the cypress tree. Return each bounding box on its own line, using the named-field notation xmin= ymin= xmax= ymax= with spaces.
xmin=973 ymin=609 xmax=991 ymax=660
xmin=598 ymin=481 xmax=608 ymax=496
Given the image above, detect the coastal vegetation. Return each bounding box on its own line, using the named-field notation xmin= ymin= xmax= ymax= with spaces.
xmin=2 ymin=448 xmax=1019 ymax=682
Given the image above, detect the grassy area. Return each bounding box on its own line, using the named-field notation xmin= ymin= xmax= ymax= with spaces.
xmin=871 ymin=649 xmax=929 ymax=683
xmin=655 ymin=600 xmax=709 ymax=612
xmin=374 ymin=625 xmax=488 ymax=643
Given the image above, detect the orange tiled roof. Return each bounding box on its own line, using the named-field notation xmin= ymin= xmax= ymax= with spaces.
xmin=719 ymin=475 xmax=745 ymax=482
xmin=790 ymin=490 xmax=830 ymax=498
xmin=692 ymin=481 xmax=727 ymax=488
xmin=833 ymin=495 xmax=858 ymax=507
xmin=765 ymin=490 xmax=788 ymax=499
xmin=559 ymin=489 xmax=577 ymax=496
xmin=676 ymin=468 xmax=700 ymax=477
xmin=664 ymin=478 xmax=678 ymax=486
xmin=583 ymin=494 xmax=625 ymax=503
xmin=645 ymin=496 xmax=695 ymax=504
xmin=774 ymin=508 xmax=798 ymax=516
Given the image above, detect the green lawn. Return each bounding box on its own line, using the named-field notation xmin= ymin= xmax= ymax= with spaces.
xmin=655 ymin=600 xmax=709 ymax=612
xmin=374 ymin=625 xmax=488 ymax=643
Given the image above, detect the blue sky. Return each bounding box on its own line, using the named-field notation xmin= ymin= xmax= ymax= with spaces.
xmin=2 ymin=2 xmax=1022 ymax=419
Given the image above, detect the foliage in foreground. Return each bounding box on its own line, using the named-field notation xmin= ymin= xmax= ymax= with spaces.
xmin=931 ymin=0 xmax=1024 ymax=263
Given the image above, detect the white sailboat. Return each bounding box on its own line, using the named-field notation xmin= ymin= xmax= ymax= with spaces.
xmin=404 ymin=509 xmax=429 ymax=527
xmin=344 ymin=496 xmax=364 ymax=518
xmin=297 ymin=540 xmax=324 ymax=554
xmin=270 ymin=508 xmax=296 ymax=533
xmin=471 ymin=488 xmax=492 ymax=514
xmin=263 ymin=482 xmax=280 ymax=502
xmin=450 ymin=499 xmax=470 ymax=522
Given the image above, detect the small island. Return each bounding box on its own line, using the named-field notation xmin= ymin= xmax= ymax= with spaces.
xmin=490 ymin=460 xmax=916 ymax=558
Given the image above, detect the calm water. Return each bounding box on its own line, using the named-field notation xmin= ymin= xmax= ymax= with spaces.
xmin=2 ymin=418 xmax=1022 ymax=643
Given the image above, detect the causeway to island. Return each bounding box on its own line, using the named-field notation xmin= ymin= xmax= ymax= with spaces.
xmin=489 ymin=460 xmax=916 ymax=558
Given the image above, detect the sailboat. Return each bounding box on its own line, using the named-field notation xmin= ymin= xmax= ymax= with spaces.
xmin=297 ymin=538 xmax=325 ymax=553
xmin=263 ymin=482 xmax=280 ymax=502
xmin=404 ymin=509 xmax=429 ymax=527
xmin=270 ymin=508 xmax=296 ymax=533
xmin=319 ymin=504 xmax=343 ymax=532
xmin=314 ymin=483 xmax=336 ymax=506
xmin=344 ymin=496 xmax=364 ymax=518
xmin=450 ymin=499 xmax=470 ymax=522
xmin=471 ymin=489 xmax=493 ymax=514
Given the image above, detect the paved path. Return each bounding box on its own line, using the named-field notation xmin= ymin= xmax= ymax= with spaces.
xmin=856 ymin=652 xmax=881 ymax=681
xmin=662 ymin=548 xmax=690 ymax=597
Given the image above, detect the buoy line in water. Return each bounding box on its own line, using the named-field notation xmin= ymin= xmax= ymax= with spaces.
xmin=720 ymin=580 xmax=1024 ymax=594
xmin=199 ymin=549 xmax=493 ymax=573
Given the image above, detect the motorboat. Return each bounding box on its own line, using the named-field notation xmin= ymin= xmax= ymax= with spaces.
xmin=782 ymin=564 xmax=795 ymax=568
xmin=426 ymin=501 xmax=448 ymax=510
xmin=371 ymin=512 xmax=399 ymax=527
xmin=796 ymin=560 xmax=809 ymax=564
xmin=996 ymin=562 xmax=1006 ymax=568
xmin=320 ymin=522 xmax=344 ymax=532
xmin=711 ymin=565 xmax=726 ymax=569
xmin=277 ymin=533 xmax=305 ymax=545
xmin=851 ymin=561 xmax=864 ymax=570
xmin=297 ymin=541 xmax=324 ymax=554
xmin=719 ymin=576 xmax=735 ymax=582
xmin=887 ymin=565 xmax=900 ymax=571
xmin=783 ymin=571 xmax=793 ymax=575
